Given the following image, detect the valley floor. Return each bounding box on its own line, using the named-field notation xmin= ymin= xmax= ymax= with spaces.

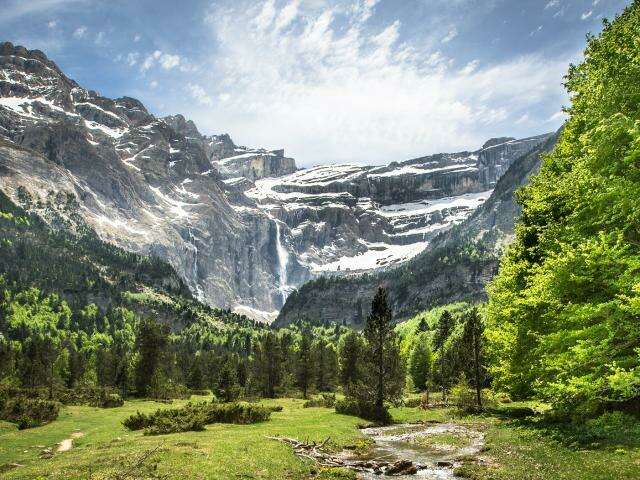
xmin=1 ymin=397 xmax=639 ymax=480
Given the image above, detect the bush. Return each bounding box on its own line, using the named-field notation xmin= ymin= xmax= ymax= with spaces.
xmin=122 ymin=401 xmax=272 ymax=435
xmin=122 ymin=410 xmax=152 ymax=430
xmin=1 ymin=397 xmax=60 ymax=429
xmin=100 ymin=393 xmax=124 ymax=408
xmin=303 ymin=393 xmax=336 ymax=408
xmin=335 ymin=397 xmax=391 ymax=424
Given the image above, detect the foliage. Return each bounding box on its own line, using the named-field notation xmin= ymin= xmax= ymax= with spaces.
xmin=123 ymin=401 xmax=272 ymax=435
xmin=0 ymin=396 xmax=60 ymax=429
xmin=408 ymin=333 xmax=432 ymax=391
xmin=303 ymin=393 xmax=336 ymax=408
xmin=486 ymin=1 xmax=640 ymax=416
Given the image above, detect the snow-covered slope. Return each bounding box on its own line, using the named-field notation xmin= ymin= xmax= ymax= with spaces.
xmin=0 ymin=41 xmax=552 ymax=321
xmin=237 ymin=134 xmax=550 ymax=277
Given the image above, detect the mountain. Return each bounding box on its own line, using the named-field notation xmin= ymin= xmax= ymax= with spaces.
xmin=275 ymin=131 xmax=560 ymax=327
xmin=0 ymin=41 xmax=551 ymax=320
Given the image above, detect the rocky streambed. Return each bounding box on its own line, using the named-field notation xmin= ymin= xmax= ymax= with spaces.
xmin=269 ymin=421 xmax=484 ymax=478
xmin=348 ymin=422 xmax=484 ymax=478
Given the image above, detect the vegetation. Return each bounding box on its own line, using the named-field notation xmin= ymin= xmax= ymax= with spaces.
xmin=122 ymin=401 xmax=272 ymax=435
xmin=1 ymin=2 xmax=640 ymax=479
xmin=486 ymin=1 xmax=640 ymax=417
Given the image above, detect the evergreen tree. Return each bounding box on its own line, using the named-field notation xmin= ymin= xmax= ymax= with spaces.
xmin=358 ymin=287 xmax=405 ymax=423
xmin=433 ymin=310 xmax=456 ymax=401
xmin=460 ymin=307 xmax=485 ymax=407
xmin=254 ymin=332 xmax=282 ymax=398
xmin=296 ymin=330 xmax=314 ymax=398
xmin=408 ymin=333 xmax=432 ymax=392
xmin=134 ymin=317 xmax=169 ymax=397
xmin=215 ymin=356 xmax=239 ymax=402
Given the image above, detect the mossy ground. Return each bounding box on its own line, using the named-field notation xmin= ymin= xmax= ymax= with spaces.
xmin=1 ymin=397 xmax=639 ymax=480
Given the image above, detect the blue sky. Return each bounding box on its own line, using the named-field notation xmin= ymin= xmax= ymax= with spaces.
xmin=1 ymin=0 xmax=631 ymax=166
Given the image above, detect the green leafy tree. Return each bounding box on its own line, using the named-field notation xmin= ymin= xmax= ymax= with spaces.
xmin=338 ymin=330 xmax=363 ymax=394
xmin=487 ymin=1 xmax=640 ymax=415
xmin=408 ymin=333 xmax=432 ymax=392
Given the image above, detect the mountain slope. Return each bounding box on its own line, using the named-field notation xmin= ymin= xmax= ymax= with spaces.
xmin=275 ymin=131 xmax=559 ymax=326
xmin=0 ymin=40 xmax=551 ymax=318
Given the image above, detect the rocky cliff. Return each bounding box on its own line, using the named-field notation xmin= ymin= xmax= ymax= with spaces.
xmin=275 ymin=131 xmax=560 ymax=326
xmin=0 ymin=41 xmax=296 ymax=316
xmin=0 ymin=41 xmax=553 ymax=320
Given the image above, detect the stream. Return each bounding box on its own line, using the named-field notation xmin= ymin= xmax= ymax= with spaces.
xmin=341 ymin=422 xmax=485 ymax=479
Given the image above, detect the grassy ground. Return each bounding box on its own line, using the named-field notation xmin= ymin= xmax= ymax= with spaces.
xmin=1 ymin=397 xmax=639 ymax=479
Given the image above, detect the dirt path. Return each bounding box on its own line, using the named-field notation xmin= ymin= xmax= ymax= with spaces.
xmin=56 ymin=432 xmax=84 ymax=453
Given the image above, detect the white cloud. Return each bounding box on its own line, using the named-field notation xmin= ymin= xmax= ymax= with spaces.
xmin=139 ymin=50 xmax=181 ymax=72
xmin=159 ymin=53 xmax=181 ymax=70
xmin=186 ymin=0 xmax=569 ymax=166
xmin=530 ymin=25 xmax=543 ymax=37
xmin=441 ymin=27 xmax=458 ymax=43
xmin=47 ymin=20 xmax=58 ymax=28
xmin=0 ymin=0 xmax=88 ymax=25
xmin=133 ymin=33 xmax=141 ymax=42
xmin=126 ymin=52 xmax=139 ymax=66
xmin=150 ymin=80 xmax=158 ymax=89
xmin=515 ymin=113 xmax=530 ymax=125
xmin=544 ymin=0 xmax=559 ymax=9
xmin=73 ymin=25 xmax=87 ymax=38
xmin=187 ymin=83 xmax=213 ymax=106
xmin=581 ymin=10 xmax=593 ymax=20
xmin=459 ymin=59 xmax=479 ymax=75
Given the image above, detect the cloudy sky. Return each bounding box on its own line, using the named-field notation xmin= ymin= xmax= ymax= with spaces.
xmin=2 ymin=0 xmax=630 ymax=166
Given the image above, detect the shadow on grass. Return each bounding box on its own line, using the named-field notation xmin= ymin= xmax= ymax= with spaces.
xmin=486 ymin=407 xmax=640 ymax=451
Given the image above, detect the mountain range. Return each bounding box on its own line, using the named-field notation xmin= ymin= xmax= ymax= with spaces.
xmin=0 ymin=41 xmax=555 ymax=323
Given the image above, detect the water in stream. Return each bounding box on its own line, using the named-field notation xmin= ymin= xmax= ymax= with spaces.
xmin=343 ymin=423 xmax=484 ymax=479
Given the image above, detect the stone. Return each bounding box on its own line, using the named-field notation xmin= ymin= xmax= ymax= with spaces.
xmin=384 ymin=459 xmax=418 ymax=475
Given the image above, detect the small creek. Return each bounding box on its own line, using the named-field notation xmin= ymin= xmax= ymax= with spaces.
xmin=342 ymin=422 xmax=484 ymax=479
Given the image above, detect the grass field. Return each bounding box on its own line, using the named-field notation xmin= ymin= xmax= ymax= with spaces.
xmin=1 ymin=397 xmax=639 ymax=479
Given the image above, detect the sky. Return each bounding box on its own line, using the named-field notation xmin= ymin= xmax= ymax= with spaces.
xmin=1 ymin=0 xmax=631 ymax=166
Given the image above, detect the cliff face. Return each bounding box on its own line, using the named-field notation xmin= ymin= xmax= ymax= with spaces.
xmin=274 ymin=132 xmax=560 ymax=327
xmin=0 ymin=42 xmax=294 ymax=315
xmin=0 ymin=41 xmax=554 ymax=321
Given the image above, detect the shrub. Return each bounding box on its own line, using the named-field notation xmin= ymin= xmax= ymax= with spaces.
xmin=122 ymin=401 xmax=272 ymax=435
xmin=1 ymin=397 xmax=60 ymax=429
xmin=122 ymin=410 xmax=152 ymax=430
xmin=403 ymin=397 xmax=421 ymax=408
xmin=100 ymin=393 xmax=124 ymax=408
xmin=303 ymin=393 xmax=336 ymax=408
xmin=335 ymin=397 xmax=391 ymax=424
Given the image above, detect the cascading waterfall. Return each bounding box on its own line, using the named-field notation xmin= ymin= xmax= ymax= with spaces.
xmin=187 ymin=226 xmax=204 ymax=301
xmin=274 ymin=220 xmax=289 ymax=306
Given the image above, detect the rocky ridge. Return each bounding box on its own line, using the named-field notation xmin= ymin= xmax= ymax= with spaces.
xmin=0 ymin=41 xmax=552 ymax=320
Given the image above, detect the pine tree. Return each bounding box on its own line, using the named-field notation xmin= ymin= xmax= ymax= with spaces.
xmin=296 ymin=330 xmax=314 ymax=398
xmin=134 ymin=317 xmax=169 ymax=397
xmin=460 ymin=307 xmax=484 ymax=408
xmin=359 ymin=287 xmax=405 ymax=423
xmin=215 ymin=356 xmax=239 ymax=402
xmin=254 ymin=332 xmax=282 ymax=398
xmin=434 ymin=310 xmax=456 ymax=401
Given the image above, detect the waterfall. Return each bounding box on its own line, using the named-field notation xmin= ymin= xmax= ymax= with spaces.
xmin=187 ymin=227 xmax=204 ymax=301
xmin=274 ymin=220 xmax=289 ymax=306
